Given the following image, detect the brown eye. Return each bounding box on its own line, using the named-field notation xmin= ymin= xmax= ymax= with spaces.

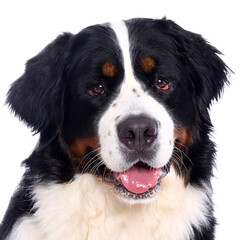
xmin=89 ymin=84 xmax=105 ymax=96
xmin=156 ymin=78 xmax=170 ymax=91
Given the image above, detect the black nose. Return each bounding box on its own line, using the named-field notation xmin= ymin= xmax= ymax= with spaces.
xmin=117 ymin=116 xmax=158 ymax=152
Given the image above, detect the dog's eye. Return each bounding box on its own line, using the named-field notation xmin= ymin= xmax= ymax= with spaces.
xmin=88 ymin=84 xmax=106 ymax=96
xmin=93 ymin=84 xmax=105 ymax=95
xmin=155 ymin=77 xmax=170 ymax=91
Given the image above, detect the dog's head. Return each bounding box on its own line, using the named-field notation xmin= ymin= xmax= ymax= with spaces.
xmin=7 ymin=18 xmax=228 ymax=204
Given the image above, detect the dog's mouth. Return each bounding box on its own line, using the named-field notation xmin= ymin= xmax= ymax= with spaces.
xmin=84 ymin=147 xmax=171 ymax=201
xmin=99 ymin=161 xmax=171 ymax=201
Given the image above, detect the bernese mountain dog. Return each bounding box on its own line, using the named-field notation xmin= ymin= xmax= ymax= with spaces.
xmin=0 ymin=18 xmax=229 ymax=240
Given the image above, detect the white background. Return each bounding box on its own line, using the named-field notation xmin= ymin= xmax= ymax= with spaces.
xmin=0 ymin=0 xmax=239 ymax=239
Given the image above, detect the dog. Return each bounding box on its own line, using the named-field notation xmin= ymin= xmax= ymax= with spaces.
xmin=0 ymin=18 xmax=229 ymax=240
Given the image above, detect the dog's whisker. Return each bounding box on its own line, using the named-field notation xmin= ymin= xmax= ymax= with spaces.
xmin=174 ymin=146 xmax=194 ymax=166
xmin=80 ymin=153 xmax=102 ymax=174
xmin=81 ymin=159 xmax=101 ymax=174
xmin=81 ymin=147 xmax=101 ymax=163
xmin=171 ymin=157 xmax=184 ymax=175
xmin=75 ymin=148 xmax=101 ymax=173
xmin=73 ymin=147 xmax=101 ymax=172
xmin=90 ymin=159 xmax=104 ymax=175
xmin=172 ymin=152 xmax=188 ymax=173
xmin=174 ymin=141 xmax=189 ymax=151
xmin=102 ymin=165 xmax=109 ymax=179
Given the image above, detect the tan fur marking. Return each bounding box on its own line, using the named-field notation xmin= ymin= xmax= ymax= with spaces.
xmin=141 ymin=57 xmax=156 ymax=73
xmin=102 ymin=62 xmax=116 ymax=77
xmin=174 ymin=127 xmax=193 ymax=149
xmin=69 ymin=137 xmax=100 ymax=159
xmin=173 ymin=127 xmax=193 ymax=185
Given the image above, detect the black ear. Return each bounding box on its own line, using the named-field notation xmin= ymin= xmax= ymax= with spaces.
xmin=183 ymin=32 xmax=229 ymax=111
xmin=7 ymin=33 xmax=72 ymax=142
xmin=166 ymin=20 xmax=230 ymax=120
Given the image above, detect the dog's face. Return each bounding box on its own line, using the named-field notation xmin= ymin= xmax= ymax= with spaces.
xmin=7 ymin=18 xmax=228 ymax=204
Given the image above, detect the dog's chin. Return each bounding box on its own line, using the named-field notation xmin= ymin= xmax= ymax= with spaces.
xmin=96 ymin=160 xmax=172 ymax=204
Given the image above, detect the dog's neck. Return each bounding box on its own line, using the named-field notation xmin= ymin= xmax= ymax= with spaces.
xmin=8 ymin=169 xmax=210 ymax=240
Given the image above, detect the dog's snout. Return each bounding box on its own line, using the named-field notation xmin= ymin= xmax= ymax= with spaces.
xmin=117 ymin=116 xmax=158 ymax=152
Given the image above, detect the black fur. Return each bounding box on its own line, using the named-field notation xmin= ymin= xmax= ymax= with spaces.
xmin=0 ymin=18 xmax=229 ymax=239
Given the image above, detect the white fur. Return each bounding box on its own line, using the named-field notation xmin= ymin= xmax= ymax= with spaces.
xmin=98 ymin=21 xmax=174 ymax=173
xmin=8 ymin=169 xmax=210 ymax=240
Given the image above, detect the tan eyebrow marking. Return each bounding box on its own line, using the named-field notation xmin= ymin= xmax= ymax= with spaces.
xmin=141 ymin=57 xmax=156 ymax=73
xmin=102 ymin=62 xmax=116 ymax=77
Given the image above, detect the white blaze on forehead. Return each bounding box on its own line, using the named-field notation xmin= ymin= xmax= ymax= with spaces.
xmin=110 ymin=21 xmax=150 ymax=112
xmin=111 ymin=21 xmax=134 ymax=88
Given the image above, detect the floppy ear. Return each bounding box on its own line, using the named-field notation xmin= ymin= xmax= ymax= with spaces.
xmin=166 ymin=20 xmax=230 ymax=122
xmin=183 ymin=32 xmax=229 ymax=116
xmin=7 ymin=33 xmax=72 ymax=143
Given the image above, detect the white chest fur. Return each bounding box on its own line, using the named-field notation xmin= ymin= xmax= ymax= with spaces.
xmin=8 ymin=169 xmax=210 ymax=240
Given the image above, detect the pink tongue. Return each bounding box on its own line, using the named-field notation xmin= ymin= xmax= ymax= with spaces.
xmin=115 ymin=165 xmax=161 ymax=194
